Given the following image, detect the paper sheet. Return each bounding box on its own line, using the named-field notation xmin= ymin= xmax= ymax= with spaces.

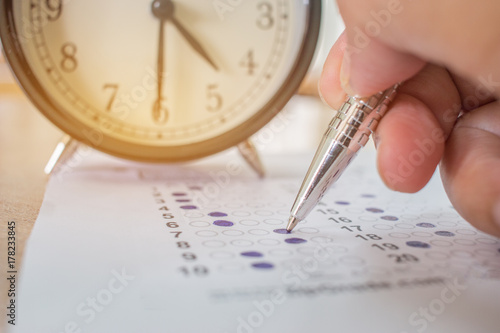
xmin=10 ymin=148 xmax=500 ymax=333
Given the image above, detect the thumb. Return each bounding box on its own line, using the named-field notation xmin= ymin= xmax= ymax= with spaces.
xmin=341 ymin=34 xmax=425 ymax=96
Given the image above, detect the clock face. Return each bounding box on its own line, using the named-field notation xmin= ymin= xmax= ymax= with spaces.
xmin=2 ymin=0 xmax=320 ymax=161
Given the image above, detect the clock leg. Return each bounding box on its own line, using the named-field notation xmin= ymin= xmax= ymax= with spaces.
xmin=44 ymin=135 xmax=80 ymax=175
xmin=237 ymin=139 xmax=265 ymax=178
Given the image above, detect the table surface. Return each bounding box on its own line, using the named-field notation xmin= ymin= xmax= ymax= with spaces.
xmin=0 ymin=81 xmax=63 ymax=325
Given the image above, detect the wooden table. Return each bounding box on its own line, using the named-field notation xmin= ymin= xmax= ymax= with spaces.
xmin=0 ymin=79 xmax=64 ymax=326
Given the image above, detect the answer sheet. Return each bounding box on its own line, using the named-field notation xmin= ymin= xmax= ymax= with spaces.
xmin=11 ymin=148 xmax=500 ymax=333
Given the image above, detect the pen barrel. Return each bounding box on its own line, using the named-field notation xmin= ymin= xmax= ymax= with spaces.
xmin=289 ymin=85 xmax=399 ymax=222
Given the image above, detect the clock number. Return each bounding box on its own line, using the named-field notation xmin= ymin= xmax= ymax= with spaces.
xmin=240 ymin=50 xmax=258 ymax=76
xmin=45 ymin=0 xmax=63 ymax=21
xmin=60 ymin=43 xmax=78 ymax=73
xmin=153 ymin=99 xmax=169 ymax=124
xmin=257 ymin=2 xmax=274 ymax=30
xmin=206 ymin=84 xmax=223 ymax=112
xmin=103 ymin=84 xmax=119 ymax=112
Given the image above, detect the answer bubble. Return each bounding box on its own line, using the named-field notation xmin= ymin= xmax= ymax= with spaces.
xmin=258 ymin=239 xmax=281 ymax=246
xmin=184 ymin=212 xmax=204 ymax=218
xmin=273 ymin=228 xmax=290 ymax=234
xmin=255 ymin=210 xmax=274 ymax=216
xmin=240 ymin=220 xmax=259 ymax=226
xmin=335 ymin=201 xmax=350 ymax=205
xmin=251 ymin=262 xmax=275 ymax=270
xmin=285 ymin=238 xmax=307 ymax=244
xmin=241 ymin=251 xmax=264 ymax=258
xmin=366 ymin=207 xmax=384 ymax=213
xmin=297 ymin=227 xmax=319 ymax=234
xmin=264 ymin=219 xmax=283 ymax=226
xmin=373 ymin=224 xmax=393 ymax=230
xmin=208 ymin=212 xmax=228 ymax=217
xmin=476 ymin=237 xmax=498 ymax=245
xmin=172 ymin=192 xmax=187 ymax=196
xmin=406 ymin=241 xmax=431 ymax=249
xmin=389 ymin=232 xmax=410 ymax=239
xmin=435 ymin=231 xmax=455 ymax=237
xmin=180 ymin=205 xmax=198 ymax=210
xmin=430 ymin=240 xmax=452 ymax=247
xmin=310 ymin=236 xmax=333 ymax=244
xmin=222 ymin=230 xmax=244 ymax=237
xmin=232 ymin=211 xmax=251 ymax=217
xmin=416 ymin=223 xmax=436 ymax=228
xmin=248 ymin=229 xmax=269 ymax=236
xmin=456 ymin=229 xmax=477 ymax=236
xmin=395 ymin=223 xmax=415 ymax=229
xmin=196 ymin=230 xmax=218 ymax=237
xmin=231 ymin=239 xmax=254 ymax=247
xmin=438 ymin=221 xmax=457 ymax=227
xmin=213 ymin=220 xmax=234 ymax=227
xmin=411 ymin=232 xmax=433 ymax=238
xmin=202 ymin=240 xmax=226 ymax=248
xmin=453 ymin=239 xmax=476 ymax=246
xmin=190 ymin=221 xmax=211 ymax=228
xmin=210 ymin=251 xmax=235 ymax=260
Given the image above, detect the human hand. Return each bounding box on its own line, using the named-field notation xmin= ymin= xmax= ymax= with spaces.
xmin=319 ymin=0 xmax=500 ymax=236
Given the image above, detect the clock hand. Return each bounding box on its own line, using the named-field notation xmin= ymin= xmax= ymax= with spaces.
xmin=151 ymin=0 xmax=172 ymax=124
xmin=169 ymin=16 xmax=219 ymax=71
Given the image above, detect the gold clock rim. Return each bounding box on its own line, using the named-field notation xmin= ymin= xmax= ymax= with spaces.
xmin=0 ymin=0 xmax=321 ymax=162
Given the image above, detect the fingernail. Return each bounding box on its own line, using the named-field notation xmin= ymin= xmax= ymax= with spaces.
xmin=373 ymin=133 xmax=381 ymax=149
xmin=494 ymin=201 xmax=500 ymax=228
xmin=317 ymin=79 xmax=329 ymax=108
xmin=340 ymin=57 xmax=356 ymax=97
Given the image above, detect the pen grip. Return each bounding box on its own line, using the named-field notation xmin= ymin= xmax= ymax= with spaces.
xmin=328 ymin=85 xmax=399 ymax=153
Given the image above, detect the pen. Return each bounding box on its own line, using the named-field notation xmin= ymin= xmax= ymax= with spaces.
xmin=286 ymin=84 xmax=400 ymax=232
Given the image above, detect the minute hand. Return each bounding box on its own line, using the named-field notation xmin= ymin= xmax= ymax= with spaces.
xmin=170 ymin=16 xmax=219 ymax=71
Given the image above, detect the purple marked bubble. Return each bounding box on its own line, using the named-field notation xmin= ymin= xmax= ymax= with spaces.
xmin=172 ymin=192 xmax=187 ymax=196
xmin=252 ymin=262 xmax=274 ymax=269
xmin=209 ymin=212 xmax=228 ymax=217
xmin=366 ymin=207 xmax=384 ymax=213
xmin=241 ymin=251 xmax=264 ymax=258
xmin=381 ymin=216 xmax=399 ymax=221
xmin=180 ymin=205 xmax=198 ymax=210
xmin=362 ymin=194 xmax=376 ymax=198
xmin=335 ymin=201 xmax=350 ymax=205
xmin=417 ymin=223 xmax=436 ymax=228
xmin=213 ymin=220 xmax=234 ymax=227
xmin=285 ymin=238 xmax=307 ymax=244
xmin=273 ymin=228 xmax=290 ymax=234
xmin=435 ymin=231 xmax=455 ymax=237
xmin=176 ymin=199 xmax=191 ymax=203
xmin=406 ymin=241 xmax=431 ymax=249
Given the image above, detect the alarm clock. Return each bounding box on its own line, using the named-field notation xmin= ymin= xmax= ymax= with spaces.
xmin=0 ymin=0 xmax=321 ymax=172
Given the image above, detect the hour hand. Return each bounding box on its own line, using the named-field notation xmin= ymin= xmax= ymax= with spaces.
xmin=170 ymin=16 xmax=219 ymax=71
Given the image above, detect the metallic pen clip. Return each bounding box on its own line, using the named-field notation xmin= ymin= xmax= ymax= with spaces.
xmin=286 ymin=84 xmax=400 ymax=232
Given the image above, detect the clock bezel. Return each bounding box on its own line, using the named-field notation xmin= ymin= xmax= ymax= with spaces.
xmin=0 ymin=0 xmax=321 ymax=162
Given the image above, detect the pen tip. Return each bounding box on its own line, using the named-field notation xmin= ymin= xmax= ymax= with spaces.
xmin=286 ymin=216 xmax=300 ymax=232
